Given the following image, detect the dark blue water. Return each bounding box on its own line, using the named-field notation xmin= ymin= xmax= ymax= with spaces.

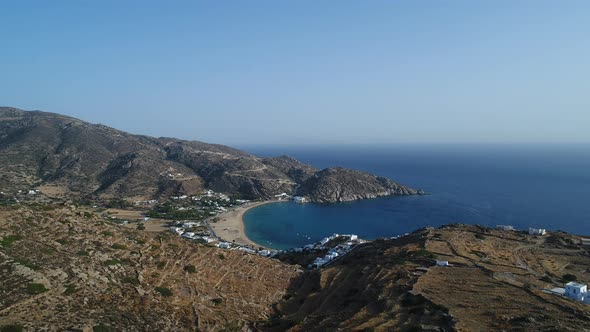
xmin=240 ymin=145 xmax=590 ymax=250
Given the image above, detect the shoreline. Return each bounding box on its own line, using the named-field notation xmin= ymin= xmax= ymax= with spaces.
xmin=209 ymin=200 xmax=280 ymax=249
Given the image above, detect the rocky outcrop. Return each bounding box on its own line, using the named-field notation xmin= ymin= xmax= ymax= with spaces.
xmin=0 ymin=107 xmax=421 ymax=202
xmin=299 ymin=167 xmax=421 ymax=203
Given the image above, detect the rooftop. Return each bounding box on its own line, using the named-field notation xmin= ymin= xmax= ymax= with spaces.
xmin=566 ymin=282 xmax=586 ymax=288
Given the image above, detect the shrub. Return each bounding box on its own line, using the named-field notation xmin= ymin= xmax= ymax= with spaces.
xmin=26 ymin=283 xmax=48 ymax=295
xmin=102 ymin=231 xmax=114 ymax=237
xmin=104 ymin=199 xmax=129 ymax=209
xmin=0 ymin=325 xmax=24 ymax=332
xmin=121 ymin=276 xmax=140 ymax=285
xmin=111 ymin=243 xmax=127 ymax=250
xmin=93 ymin=324 xmax=116 ymax=332
xmin=156 ymin=261 xmax=166 ymax=269
xmin=64 ymin=284 xmax=78 ymax=295
xmin=0 ymin=235 xmax=22 ymax=247
xmin=184 ymin=265 xmax=196 ymax=273
xmin=14 ymin=258 xmax=39 ymax=270
xmin=55 ymin=238 xmax=68 ymax=245
xmin=540 ymin=275 xmax=553 ymax=283
xmin=413 ymin=249 xmax=437 ymax=259
xmin=104 ymin=259 xmax=121 ymax=266
xmin=211 ymin=298 xmax=223 ymax=306
xmin=136 ymin=223 xmax=145 ymax=231
xmin=155 ymin=287 xmax=173 ymax=297
xmin=217 ymin=253 xmax=225 ymax=260
xmin=76 ymin=250 xmax=89 ymax=256
xmin=563 ymin=274 xmax=578 ymax=282
xmin=40 ymin=247 xmax=55 ymax=254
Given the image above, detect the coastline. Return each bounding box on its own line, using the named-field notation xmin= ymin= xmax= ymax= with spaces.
xmin=209 ymin=200 xmax=279 ymax=248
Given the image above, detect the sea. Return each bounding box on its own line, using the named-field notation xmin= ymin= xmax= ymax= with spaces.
xmin=239 ymin=144 xmax=590 ymax=250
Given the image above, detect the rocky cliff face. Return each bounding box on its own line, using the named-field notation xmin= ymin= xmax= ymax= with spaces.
xmin=0 ymin=107 xmax=421 ymax=202
xmin=299 ymin=167 xmax=421 ymax=203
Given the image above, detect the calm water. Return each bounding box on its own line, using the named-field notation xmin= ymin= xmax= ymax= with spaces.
xmin=240 ymin=145 xmax=590 ymax=250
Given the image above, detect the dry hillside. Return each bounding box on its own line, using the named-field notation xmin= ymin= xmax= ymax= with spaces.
xmin=0 ymin=204 xmax=299 ymax=331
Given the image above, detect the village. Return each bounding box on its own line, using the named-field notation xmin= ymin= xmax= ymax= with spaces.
xmin=131 ymin=191 xmax=371 ymax=265
xmin=133 ymin=190 xmax=318 ymax=260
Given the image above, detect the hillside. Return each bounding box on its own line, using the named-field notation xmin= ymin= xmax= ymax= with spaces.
xmin=0 ymin=107 xmax=420 ymax=203
xmin=2 ymin=201 xmax=590 ymax=331
xmin=267 ymin=225 xmax=590 ymax=331
xmin=0 ymin=204 xmax=299 ymax=331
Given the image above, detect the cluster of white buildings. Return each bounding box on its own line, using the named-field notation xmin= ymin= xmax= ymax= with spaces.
xmin=274 ymin=193 xmax=291 ymax=200
xmin=528 ymin=227 xmax=547 ymax=235
xmin=169 ymin=221 xmax=278 ymax=258
xmin=293 ymin=196 xmax=307 ymax=203
xmin=310 ymin=234 xmax=362 ymax=268
xmin=170 ymin=221 xmax=215 ymax=243
xmin=181 ymin=232 xmax=216 ymax=243
xmin=272 ymin=193 xmax=310 ymax=203
xmin=169 ymin=190 xmax=233 ymax=204
xmin=134 ymin=199 xmax=158 ymax=206
xmin=494 ymin=225 xmax=547 ymax=236
xmin=169 ymin=222 xmax=217 ymax=243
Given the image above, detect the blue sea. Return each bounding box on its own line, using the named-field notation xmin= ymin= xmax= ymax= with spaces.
xmin=239 ymin=145 xmax=590 ymax=250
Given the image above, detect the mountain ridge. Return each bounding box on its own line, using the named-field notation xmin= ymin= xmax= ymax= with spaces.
xmin=0 ymin=107 xmax=421 ymax=203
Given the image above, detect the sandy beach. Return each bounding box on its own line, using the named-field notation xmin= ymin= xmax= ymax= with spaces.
xmin=209 ymin=200 xmax=278 ymax=248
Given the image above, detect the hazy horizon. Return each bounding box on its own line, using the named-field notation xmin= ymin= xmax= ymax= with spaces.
xmin=2 ymin=1 xmax=589 ymax=146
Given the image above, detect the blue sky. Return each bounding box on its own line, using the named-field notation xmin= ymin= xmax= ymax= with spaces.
xmin=1 ymin=1 xmax=589 ymax=145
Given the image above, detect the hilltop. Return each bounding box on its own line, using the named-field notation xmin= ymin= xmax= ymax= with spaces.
xmin=0 ymin=107 xmax=420 ymax=203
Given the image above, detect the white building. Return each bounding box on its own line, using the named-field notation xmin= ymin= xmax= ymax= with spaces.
xmin=564 ymin=282 xmax=590 ymax=304
xmin=350 ymin=234 xmax=358 ymax=241
xmin=200 ymin=236 xmax=216 ymax=243
xmin=217 ymin=242 xmax=231 ymax=249
xmin=182 ymin=232 xmax=196 ymax=239
xmin=238 ymin=247 xmax=257 ymax=254
xmin=529 ymin=227 xmax=547 ymax=235
xmin=496 ymin=225 xmax=514 ymax=231
xmin=565 ymin=282 xmax=586 ymax=301
xmin=436 ymin=260 xmax=449 ymax=266
xmin=170 ymin=227 xmax=184 ymax=235
xmin=293 ymin=196 xmax=307 ymax=203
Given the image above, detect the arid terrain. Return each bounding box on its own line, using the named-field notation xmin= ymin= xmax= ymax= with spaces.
xmin=416 ymin=225 xmax=590 ymax=331
xmin=2 ymin=200 xmax=590 ymax=331
xmin=267 ymin=225 xmax=590 ymax=332
xmin=0 ymin=204 xmax=299 ymax=331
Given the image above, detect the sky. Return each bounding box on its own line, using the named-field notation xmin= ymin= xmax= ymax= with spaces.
xmin=1 ymin=1 xmax=589 ymax=146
